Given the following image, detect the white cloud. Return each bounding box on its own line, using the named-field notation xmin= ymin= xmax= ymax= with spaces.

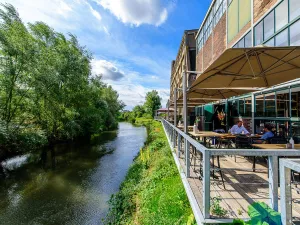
xmin=95 ymin=0 xmax=168 ymax=26
xmin=92 ymin=59 xmax=124 ymax=81
xmin=91 ymin=59 xmax=169 ymax=109
xmin=3 ymin=0 xmax=103 ymax=31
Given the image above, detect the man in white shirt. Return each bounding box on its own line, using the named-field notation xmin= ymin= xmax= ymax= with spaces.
xmin=230 ymin=120 xmax=250 ymax=135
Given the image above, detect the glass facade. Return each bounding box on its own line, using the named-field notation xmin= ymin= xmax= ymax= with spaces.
xmin=196 ymin=0 xmax=226 ymax=53
xmin=290 ymin=19 xmax=300 ymax=45
xmin=275 ymin=28 xmax=288 ymax=46
xmin=233 ymin=31 xmax=252 ymax=48
xmin=254 ymin=21 xmax=263 ymax=45
xmin=264 ymin=11 xmax=274 ymax=40
xmin=290 ymin=0 xmax=300 ymax=21
xmin=275 ymin=0 xmax=288 ymax=31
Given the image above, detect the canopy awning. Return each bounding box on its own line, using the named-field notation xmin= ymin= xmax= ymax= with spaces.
xmin=188 ymin=46 xmax=300 ymax=101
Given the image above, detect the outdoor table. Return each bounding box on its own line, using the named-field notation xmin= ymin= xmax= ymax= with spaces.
xmin=252 ymin=144 xmax=300 ymax=150
xmin=177 ymin=125 xmax=193 ymax=131
xmin=189 ymin=131 xmax=223 ymax=146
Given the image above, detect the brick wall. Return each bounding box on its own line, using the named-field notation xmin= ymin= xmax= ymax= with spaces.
xmin=196 ymin=48 xmax=203 ymax=73
xmin=203 ymin=35 xmax=213 ymax=71
xmin=213 ymin=14 xmax=227 ymax=61
xmin=253 ymin=0 xmax=278 ymax=24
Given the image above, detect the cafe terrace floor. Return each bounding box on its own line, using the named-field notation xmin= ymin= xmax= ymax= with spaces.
xmin=176 ymin=146 xmax=300 ymax=223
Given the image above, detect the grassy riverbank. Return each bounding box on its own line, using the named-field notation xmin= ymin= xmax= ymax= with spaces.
xmin=105 ymin=119 xmax=195 ymax=225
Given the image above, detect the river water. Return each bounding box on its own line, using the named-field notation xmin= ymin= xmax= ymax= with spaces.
xmin=0 ymin=122 xmax=147 ymax=225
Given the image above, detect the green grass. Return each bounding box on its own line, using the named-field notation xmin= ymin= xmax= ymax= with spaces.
xmin=104 ymin=119 xmax=195 ymax=225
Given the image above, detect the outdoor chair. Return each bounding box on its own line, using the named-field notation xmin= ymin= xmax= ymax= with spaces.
xmin=268 ymin=137 xmax=287 ymax=144
xmin=235 ymin=135 xmax=256 ymax=172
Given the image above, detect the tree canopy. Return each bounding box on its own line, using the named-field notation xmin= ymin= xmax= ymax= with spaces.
xmin=144 ymin=90 xmax=162 ymax=117
xmin=0 ymin=3 xmax=124 ymax=153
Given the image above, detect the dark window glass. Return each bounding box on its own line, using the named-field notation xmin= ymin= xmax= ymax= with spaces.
xmin=230 ymin=101 xmax=238 ymax=117
xmin=265 ymin=93 xmax=276 ymax=117
xmin=291 ymin=87 xmax=300 ymax=118
xmin=264 ymin=11 xmax=274 ymax=40
xmin=255 ymin=21 xmax=263 ymax=45
xmin=239 ymin=99 xmax=244 ymax=116
xmin=275 ymin=28 xmax=288 ymax=46
xmin=245 ymin=97 xmax=252 ymax=117
xmin=290 ymin=19 xmax=300 ymax=46
xmin=244 ymin=31 xmax=252 ymax=47
xmin=255 ymin=95 xmax=264 ymax=117
xmin=276 ymin=89 xmax=290 ymax=117
xmin=275 ymin=0 xmax=288 ymax=31
xmin=290 ymin=0 xmax=300 ymax=21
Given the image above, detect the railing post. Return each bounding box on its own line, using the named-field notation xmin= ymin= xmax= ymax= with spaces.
xmin=172 ymin=128 xmax=176 ymax=148
xmin=280 ymin=161 xmax=292 ymax=225
xmin=203 ymin=149 xmax=211 ymax=219
xmin=268 ymin=156 xmax=279 ymax=211
xmin=185 ymin=140 xmax=190 ymax=178
xmin=177 ymin=134 xmax=181 ymax=158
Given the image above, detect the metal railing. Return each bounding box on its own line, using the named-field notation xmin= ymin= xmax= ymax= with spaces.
xmin=280 ymin=159 xmax=300 ymax=225
xmin=161 ymin=119 xmax=300 ymax=224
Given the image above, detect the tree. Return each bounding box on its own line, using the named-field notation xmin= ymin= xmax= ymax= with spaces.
xmin=144 ymin=90 xmax=162 ymax=118
xmin=132 ymin=105 xmax=145 ymax=118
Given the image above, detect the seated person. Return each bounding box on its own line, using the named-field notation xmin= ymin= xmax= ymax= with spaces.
xmin=253 ymin=124 xmax=274 ymax=144
xmin=229 ymin=120 xmax=249 ymax=135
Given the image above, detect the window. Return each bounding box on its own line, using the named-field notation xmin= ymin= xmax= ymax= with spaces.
xmin=275 ymin=28 xmax=288 ymax=46
xmin=265 ymin=38 xmax=274 ymax=46
xmin=245 ymin=97 xmax=252 ymax=117
xmin=239 ymin=99 xmax=245 ymax=116
xmin=275 ymin=0 xmax=288 ymax=31
xmin=264 ymin=11 xmax=274 ymax=40
xmin=255 ymin=95 xmax=264 ymax=117
xmin=244 ymin=31 xmax=252 ymax=47
xmin=237 ymin=39 xmax=244 ymax=48
xmin=255 ymin=21 xmax=263 ymax=45
xmin=265 ymin=93 xmax=276 ymax=117
xmin=291 ymin=87 xmax=300 ymax=117
xmin=290 ymin=19 xmax=300 ymax=46
xmin=290 ymin=0 xmax=300 ymax=21
xmin=276 ymin=89 xmax=289 ymax=117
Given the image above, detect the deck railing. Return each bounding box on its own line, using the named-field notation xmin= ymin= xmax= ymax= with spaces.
xmin=280 ymin=159 xmax=300 ymax=225
xmin=161 ymin=119 xmax=300 ymax=224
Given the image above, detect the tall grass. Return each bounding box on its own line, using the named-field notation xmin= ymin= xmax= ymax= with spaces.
xmin=104 ymin=120 xmax=195 ymax=225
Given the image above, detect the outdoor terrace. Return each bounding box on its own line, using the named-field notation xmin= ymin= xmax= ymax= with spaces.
xmin=161 ymin=119 xmax=300 ymax=225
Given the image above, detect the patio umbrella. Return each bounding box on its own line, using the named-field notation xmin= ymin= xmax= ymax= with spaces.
xmin=188 ymin=46 xmax=300 ymax=100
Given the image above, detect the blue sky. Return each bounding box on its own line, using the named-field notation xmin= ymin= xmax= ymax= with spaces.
xmin=3 ymin=0 xmax=211 ymax=109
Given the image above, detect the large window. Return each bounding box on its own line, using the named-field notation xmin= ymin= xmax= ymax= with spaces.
xmin=244 ymin=31 xmax=252 ymax=47
xmin=291 ymin=87 xmax=300 ymax=118
xmin=244 ymin=97 xmax=252 ymax=117
xmin=275 ymin=0 xmax=288 ymax=31
xmin=264 ymin=11 xmax=274 ymax=40
xmin=255 ymin=21 xmax=263 ymax=45
xmin=276 ymin=89 xmax=290 ymax=117
xmin=290 ymin=19 xmax=300 ymax=46
xmin=265 ymin=93 xmax=276 ymax=117
xmin=196 ymin=0 xmax=226 ymax=53
xmin=290 ymin=0 xmax=300 ymax=21
xmin=275 ymin=28 xmax=289 ymax=46
xmin=228 ymin=0 xmax=251 ymax=43
xmin=239 ymin=99 xmax=245 ymax=116
xmin=255 ymin=95 xmax=264 ymax=117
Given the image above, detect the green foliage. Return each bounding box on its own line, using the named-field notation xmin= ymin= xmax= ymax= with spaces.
xmin=224 ymin=202 xmax=281 ymax=225
xmin=0 ymin=4 xmax=124 ymax=153
xmin=104 ymin=120 xmax=193 ymax=225
xmin=210 ymin=196 xmax=228 ymax=217
xmin=144 ymin=90 xmax=162 ymax=118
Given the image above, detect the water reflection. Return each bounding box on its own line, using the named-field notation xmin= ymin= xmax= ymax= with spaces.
xmin=0 ymin=123 xmax=146 ymax=225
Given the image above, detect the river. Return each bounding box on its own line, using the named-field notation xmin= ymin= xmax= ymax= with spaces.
xmin=0 ymin=122 xmax=147 ymax=225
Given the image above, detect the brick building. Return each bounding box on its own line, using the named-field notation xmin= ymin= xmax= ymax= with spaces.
xmin=196 ymin=0 xmax=300 ymax=74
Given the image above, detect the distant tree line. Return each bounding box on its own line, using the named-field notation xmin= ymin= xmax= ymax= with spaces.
xmin=0 ymin=4 xmax=124 ymax=156
xmin=120 ymin=90 xmax=162 ymax=123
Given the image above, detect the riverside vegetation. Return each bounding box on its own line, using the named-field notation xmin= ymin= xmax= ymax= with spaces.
xmin=105 ymin=119 xmax=196 ymax=225
xmin=0 ymin=4 xmax=124 ymax=159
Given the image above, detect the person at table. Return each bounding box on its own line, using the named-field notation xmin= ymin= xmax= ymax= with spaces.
xmin=253 ymin=124 xmax=274 ymax=144
xmin=229 ymin=120 xmax=249 ymax=135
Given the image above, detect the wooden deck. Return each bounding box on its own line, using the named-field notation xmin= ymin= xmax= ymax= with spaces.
xmin=177 ymin=148 xmax=300 ymax=222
